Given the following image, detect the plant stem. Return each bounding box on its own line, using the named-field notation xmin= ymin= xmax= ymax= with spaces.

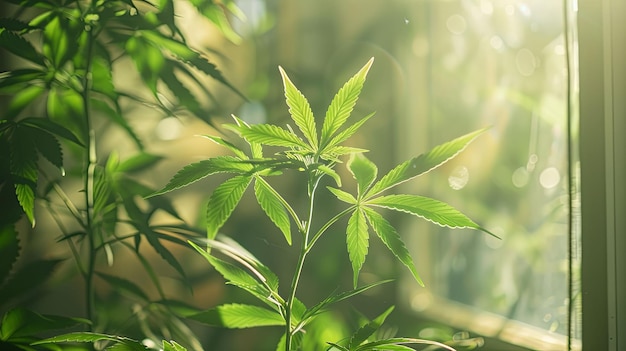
xmin=81 ymin=22 xmax=97 ymax=328
xmin=284 ymin=174 xmax=322 ymax=351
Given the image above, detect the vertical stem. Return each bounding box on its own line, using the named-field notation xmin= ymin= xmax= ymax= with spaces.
xmin=284 ymin=175 xmax=321 ymax=351
xmin=81 ymin=22 xmax=97 ymax=328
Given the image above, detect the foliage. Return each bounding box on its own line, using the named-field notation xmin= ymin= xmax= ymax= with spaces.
xmin=0 ymin=0 xmax=242 ymax=349
xmin=151 ymin=58 xmax=494 ymax=350
xmin=0 ymin=0 xmax=492 ymax=348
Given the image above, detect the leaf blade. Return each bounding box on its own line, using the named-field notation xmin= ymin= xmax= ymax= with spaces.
xmin=206 ymin=175 xmax=253 ymax=239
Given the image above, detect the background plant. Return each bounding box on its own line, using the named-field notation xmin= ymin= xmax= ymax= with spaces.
xmin=0 ymin=0 xmax=244 ymax=348
xmin=145 ymin=58 xmax=495 ymax=351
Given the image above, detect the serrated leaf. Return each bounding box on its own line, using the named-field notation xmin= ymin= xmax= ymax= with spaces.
xmin=238 ymin=124 xmax=309 ymax=149
xmin=0 ymin=259 xmax=63 ymax=306
xmin=316 ymin=164 xmax=342 ymax=187
xmin=327 ymin=187 xmax=356 ymax=204
xmin=163 ymin=340 xmax=187 ymax=351
xmin=278 ymin=66 xmax=318 ymax=149
xmin=348 ymin=153 xmax=377 ymax=197
xmin=0 ymin=225 xmax=19 ymax=288
xmin=0 ymin=30 xmax=44 ymax=66
xmin=0 ymin=18 xmax=35 ymax=31
xmin=150 ymin=157 xmax=252 ymax=197
xmin=254 ymin=178 xmax=291 ymax=245
xmin=206 ymin=175 xmax=252 ymax=239
xmin=322 ymin=112 xmax=375 ymax=153
xmin=32 ymin=332 xmax=144 ymax=348
xmin=354 ymin=337 xmax=455 ymax=351
xmin=194 ymin=252 xmax=277 ymax=309
xmin=20 ymin=117 xmax=84 ymax=146
xmin=10 ymin=126 xmax=38 ymax=226
xmin=367 ymin=195 xmax=496 ymax=237
xmin=0 ymin=309 xmax=89 ymax=341
xmin=321 ymin=58 xmax=373 ymax=147
xmin=362 ymin=208 xmax=423 ymax=286
xmin=303 ymin=280 xmax=391 ymax=321
xmin=30 ymin=127 xmax=63 ymax=171
xmin=95 ymin=272 xmax=149 ymax=301
xmin=188 ymin=304 xmax=284 ymax=328
xmin=366 ymin=129 xmax=487 ymax=198
xmin=349 ymin=305 xmax=394 ymax=348
xmin=201 ymin=135 xmax=248 ymax=159
xmin=346 ymin=209 xmax=369 ymax=288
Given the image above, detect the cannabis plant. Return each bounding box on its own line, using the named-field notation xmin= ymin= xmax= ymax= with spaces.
xmin=145 ymin=58 xmax=494 ymax=350
xmin=0 ymin=0 xmax=243 ymax=348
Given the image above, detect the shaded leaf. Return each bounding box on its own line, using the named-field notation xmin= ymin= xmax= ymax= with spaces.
xmin=0 ymin=225 xmax=19 ymax=288
xmin=0 ymin=69 xmax=45 ymax=93
xmin=254 ymin=177 xmax=291 ymax=245
xmin=0 ymin=30 xmax=44 ymax=66
xmin=20 ymin=117 xmax=84 ymax=146
xmin=366 ymin=129 xmax=487 ymax=198
xmin=0 ymin=259 xmax=64 ymax=307
xmin=117 ymin=153 xmax=163 ymax=173
xmin=206 ymin=175 xmax=252 ymax=239
xmin=188 ymin=304 xmax=284 ymax=328
xmin=279 ymin=66 xmax=317 ymax=148
xmin=91 ymin=99 xmax=142 ymax=149
xmin=95 ymin=272 xmax=149 ymax=301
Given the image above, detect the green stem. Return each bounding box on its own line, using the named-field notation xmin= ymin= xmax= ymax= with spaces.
xmin=284 ymin=174 xmax=322 ymax=351
xmin=81 ymin=23 xmax=97 ymax=328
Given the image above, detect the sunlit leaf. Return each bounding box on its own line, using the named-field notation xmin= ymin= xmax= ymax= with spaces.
xmin=346 ymin=208 xmax=369 ymax=287
xmin=238 ymin=124 xmax=309 ymax=149
xmin=163 ymin=340 xmax=187 ymax=351
xmin=316 ymin=164 xmax=342 ymax=187
xmin=254 ymin=178 xmax=291 ymax=245
xmin=47 ymin=86 xmax=85 ymax=139
xmin=125 ymin=35 xmax=164 ymax=94
xmin=321 ymin=58 xmax=373 ymax=147
xmin=188 ymin=304 xmax=284 ymax=328
xmin=322 ymin=112 xmax=375 ymax=153
xmin=32 ymin=332 xmax=145 ymax=348
xmin=279 ymin=66 xmax=318 ymax=149
xmin=362 ymin=208 xmax=423 ymax=286
xmin=348 ymin=153 xmax=377 ymax=197
xmin=150 ymin=157 xmax=253 ymax=197
xmin=42 ymin=15 xmax=75 ymax=68
xmin=366 ymin=129 xmax=487 ymax=198
xmin=201 ymin=135 xmax=248 ymax=159
xmin=326 ymin=187 xmax=356 ymax=204
xmin=354 ymin=337 xmax=455 ymax=351
xmin=367 ymin=195 xmax=496 ymax=237
xmin=206 ymin=175 xmax=252 ymax=239
xmin=349 ymin=305 xmax=394 ymax=348
xmin=0 ymin=308 xmax=89 ymax=341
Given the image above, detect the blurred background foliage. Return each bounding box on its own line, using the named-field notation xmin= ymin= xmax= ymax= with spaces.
xmin=0 ymin=0 xmax=577 ymax=349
